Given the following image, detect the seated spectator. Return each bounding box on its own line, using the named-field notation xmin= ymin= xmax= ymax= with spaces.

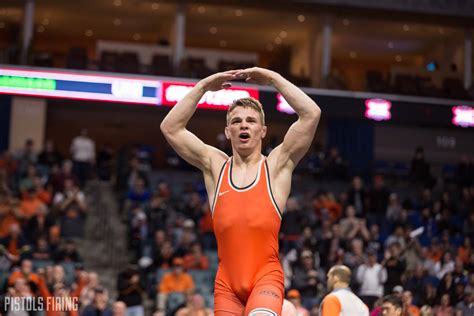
xmin=25 ymin=203 xmax=54 ymax=243
xmin=175 ymin=293 xmax=213 ymax=316
xmin=157 ymin=258 xmax=195 ymax=312
xmin=15 ymin=139 xmax=37 ymax=176
xmin=60 ymin=205 xmax=86 ymax=238
xmin=126 ymin=176 xmax=151 ymax=205
xmin=322 ymin=146 xmax=348 ymax=180
xmin=19 ymin=163 xmax=38 ymax=193
xmin=54 ymin=239 xmax=82 ymax=263
xmin=434 ymin=294 xmax=453 ymax=316
xmin=457 ymin=237 xmax=472 ymax=265
xmin=385 ymin=226 xmax=406 ymax=250
xmin=31 ymin=237 xmax=52 ymax=261
xmin=343 ymin=238 xmax=366 ymax=269
xmin=174 ymin=219 xmax=197 ymax=257
xmin=281 ymin=197 xmax=306 ymax=253
xmin=368 ymin=175 xmax=390 ymax=225
xmin=313 ymin=192 xmax=342 ymax=223
xmin=0 ymin=195 xmax=20 ymax=239
xmin=404 ymin=265 xmax=430 ymax=305
xmin=0 ymin=223 xmax=31 ymax=262
xmin=30 ymin=175 xmax=51 ymax=205
xmin=287 ymin=289 xmax=310 ymax=316
xmin=386 ymin=193 xmax=402 ymax=223
xmin=82 ymin=287 xmax=112 ymax=316
xmin=402 ymin=290 xmax=420 ymax=316
xmin=154 ymin=240 xmax=175 ymax=269
xmin=382 ymin=243 xmax=406 ymax=295
xmin=19 ymin=188 xmax=45 ymax=220
xmin=380 ymin=294 xmax=404 ymax=316
xmin=455 ymin=290 xmax=473 ymax=316
xmin=291 ymin=250 xmax=324 ymax=309
xmin=112 ymin=301 xmax=127 ymax=316
xmin=183 ymin=242 xmax=209 ymax=270
xmin=434 ymin=252 xmax=455 ymax=280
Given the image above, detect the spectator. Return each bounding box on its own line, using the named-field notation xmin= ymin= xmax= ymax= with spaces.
xmin=117 ymin=266 xmax=145 ymax=316
xmin=183 ymin=242 xmax=209 ymax=270
xmin=404 ymin=265 xmax=430 ymax=305
xmin=25 ymin=203 xmax=54 ymax=243
xmin=454 ymin=155 xmax=473 ymax=189
xmin=343 ymin=238 xmax=366 ymax=269
xmin=291 ymin=250 xmax=324 ymax=309
xmin=402 ymin=290 xmax=421 ymax=316
xmin=50 ymin=160 xmax=80 ymax=194
xmin=0 ymin=223 xmax=30 ymax=263
xmin=381 ymin=294 xmax=404 ymax=316
xmin=322 ymin=146 xmax=348 ymax=180
xmin=347 ymin=176 xmax=369 ymax=217
xmin=386 ymin=193 xmax=402 ymax=223
xmin=157 ymin=258 xmax=194 ymax=312
xmin=112 ymin=301 xmax=127 ymax=316
xmin=382 ymin=243 xmax=406 ymax=295
xmin=54 ymin=239 xmax=82 ymax=263
xmin=434 ymin=252 xmax=455 ymax=280
xmin=455 ymin=290 xmax=473 ymax=316
xmin=80 ymin=271 xmax=100 ymax=307
xmin=31 ymin=237 xmax=52 ymax=261
xmin=339 ymin=205 xmax=370 ymax=241
xmin=175 ymin=293 xmax=213 ymax=316
xmin=82 ymin=287 xmax=112 ymax=316
xmin=70 ymin=129 xmax=95 ymax=186
xmin=38 ymin=139 xmax=63 ymax=171
xmin=287 ymin=289 xmax=310 ymax=316
xmin=356 ymin=249 xmax=387 ymax=309
xmin=53 ymin=178 xmax=87 ymax=212
xmin=15 ymin=139 xmax=37 ymax=176
xmin=126 ymin=176 xmax=151 ymax=205
xmin=410 ymin=147 xmax=434 ymax=188
xmin=19 ymin=188 xmax=45 ymax=220
xmin=368 ymin=175 xmax=390 ymax=225
xmin=0 ymin=196 xmax=20 ymax=239
xmin=434 ymin=294 xmax=454 ymax=316
xmin=281 ymin=197 xmax=305 ymax=253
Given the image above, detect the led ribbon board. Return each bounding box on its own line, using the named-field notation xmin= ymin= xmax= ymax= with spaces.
xmin=0 ymin=68 xmax=161 ymax=105
xmin=161 ymin=81 xmax=259 ymax=110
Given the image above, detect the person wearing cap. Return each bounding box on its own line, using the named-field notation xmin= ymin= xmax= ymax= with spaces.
xmin=321 ymin=265 xmax=369 ymax=316
xmin=380 ymin=295 xmax=403 ymax=316
xmin=287 ymin=289 xmax=310 ymax=316
xmin=356 ymin=249 xmax=387 ymax=310
xmin=157 ymin=257 xmax=195 ymax=312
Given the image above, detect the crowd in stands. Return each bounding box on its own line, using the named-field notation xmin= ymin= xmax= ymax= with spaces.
xmin=0 ymin=131 xmax=132 ymax=316
xmin=119 ymin=140 xmax=473 ymax=316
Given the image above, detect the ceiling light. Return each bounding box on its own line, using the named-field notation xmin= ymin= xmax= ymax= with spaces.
xmin=403 ymin=24 xmax=410 ymax=31
xmin=266 ymin=43 xmax=274 ymax=51
xmin=349 ymin=51 xmax=357 ymax=59
xmin=151 ymin=2 xmax=159 ymax=10
xmin=197 ymin=6 xmax=206 ymax=14
xmin=85 ymin=29 xmax=93 ymax=37
xmin=297 ymin=15 xmax=305 ymax=22
xmin=343 ymin=19 xmax=350 ymax=26
xmin=37 ymin=25 xmax=45 ymax=33
xmin=274 ymin=37 xmax=282 ymax=45
xmin=219 ymin=40 xmax=227 ymax=47
xmin=395 ymin=55 xmax=402 ymax=62
xmin=209 ymin=26 xmax=217 ymax=34
xmin=388 ymin=41 xmax=394 ymax=49
xmin=113 ymin=0 xmax=122 ymax=7
xmin=133 ymin=33 xmax=141 ymax=41
xmin=279 ymin=30 xmax=287 ymax=38
xmin=235 ymin=9 xmax=243 ymax=17
xmin=113 ymin=18 xmax=122 ymax=26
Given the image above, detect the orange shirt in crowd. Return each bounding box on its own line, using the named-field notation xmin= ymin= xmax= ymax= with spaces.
xmin=19 ymin=197 xmax=43 ymax=219
xmin=183 ymin=255 xmax=209 ymax=270
xmin=8 ymin=271 xmax=41 ymax=287
xmin=0 ymin=214 xmax=19 ymax=238
xmin=457 ymin=246 xmax=471 ymax=264
xmin=158 ymin=271 xmax=194 ymax=294
xmin=406 ymin=305 xmax=421 ymax=316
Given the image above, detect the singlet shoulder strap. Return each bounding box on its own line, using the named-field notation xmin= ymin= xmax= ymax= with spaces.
xmin=263 ymin=157 xmax=283 ymax=219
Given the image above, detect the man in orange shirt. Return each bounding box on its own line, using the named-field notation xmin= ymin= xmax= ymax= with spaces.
xmin=161 ymin=67 xmax=321 ymax=316
xmin=157 ymin=257 xmax=195 ymax=311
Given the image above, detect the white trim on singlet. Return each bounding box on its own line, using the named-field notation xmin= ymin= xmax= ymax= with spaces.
xmin=248 ymin=308 xmax=277 ymax=316
xmin=263 ymin=159 xmax=282 ymax=220
xmin=210 ymin=158 xmax=229 ymax=216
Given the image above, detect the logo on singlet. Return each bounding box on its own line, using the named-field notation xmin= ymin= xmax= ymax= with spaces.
xmin=218 ymin=190 xmax=231 ymax=197
xmin=259 ymin=290 xmax=280 ymax=299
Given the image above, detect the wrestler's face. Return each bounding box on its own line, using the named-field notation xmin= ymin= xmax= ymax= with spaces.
xmin=225 ymin=106 xmax=266 ymax=155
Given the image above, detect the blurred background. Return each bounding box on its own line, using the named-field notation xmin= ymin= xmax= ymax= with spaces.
xmin=0 ymin=1 xmax=473 ymax=316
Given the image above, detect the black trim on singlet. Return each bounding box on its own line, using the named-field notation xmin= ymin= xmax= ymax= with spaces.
xmin=264 ymin=159 xmax=283 ymax=218
xmin=211 ymin=159 xmax=228 ymax=212
xmin=229 ymin=156 xmax=258 ymax=190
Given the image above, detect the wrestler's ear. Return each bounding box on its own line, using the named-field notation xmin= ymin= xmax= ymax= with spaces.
xmin=261 ymin=126 xmax=267 ymax=139
xmin=224 ymin=126 xmax=230 ymax=140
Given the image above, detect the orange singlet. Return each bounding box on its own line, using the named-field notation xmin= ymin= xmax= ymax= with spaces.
xmin=211 ymin=156 xmax=284 ymax=316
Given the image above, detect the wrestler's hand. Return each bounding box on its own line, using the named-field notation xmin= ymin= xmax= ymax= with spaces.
xmin=235 ymin=67 xmax=278 ymax=86
xmin=198 ymin=70 xmax=239 ymax=92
